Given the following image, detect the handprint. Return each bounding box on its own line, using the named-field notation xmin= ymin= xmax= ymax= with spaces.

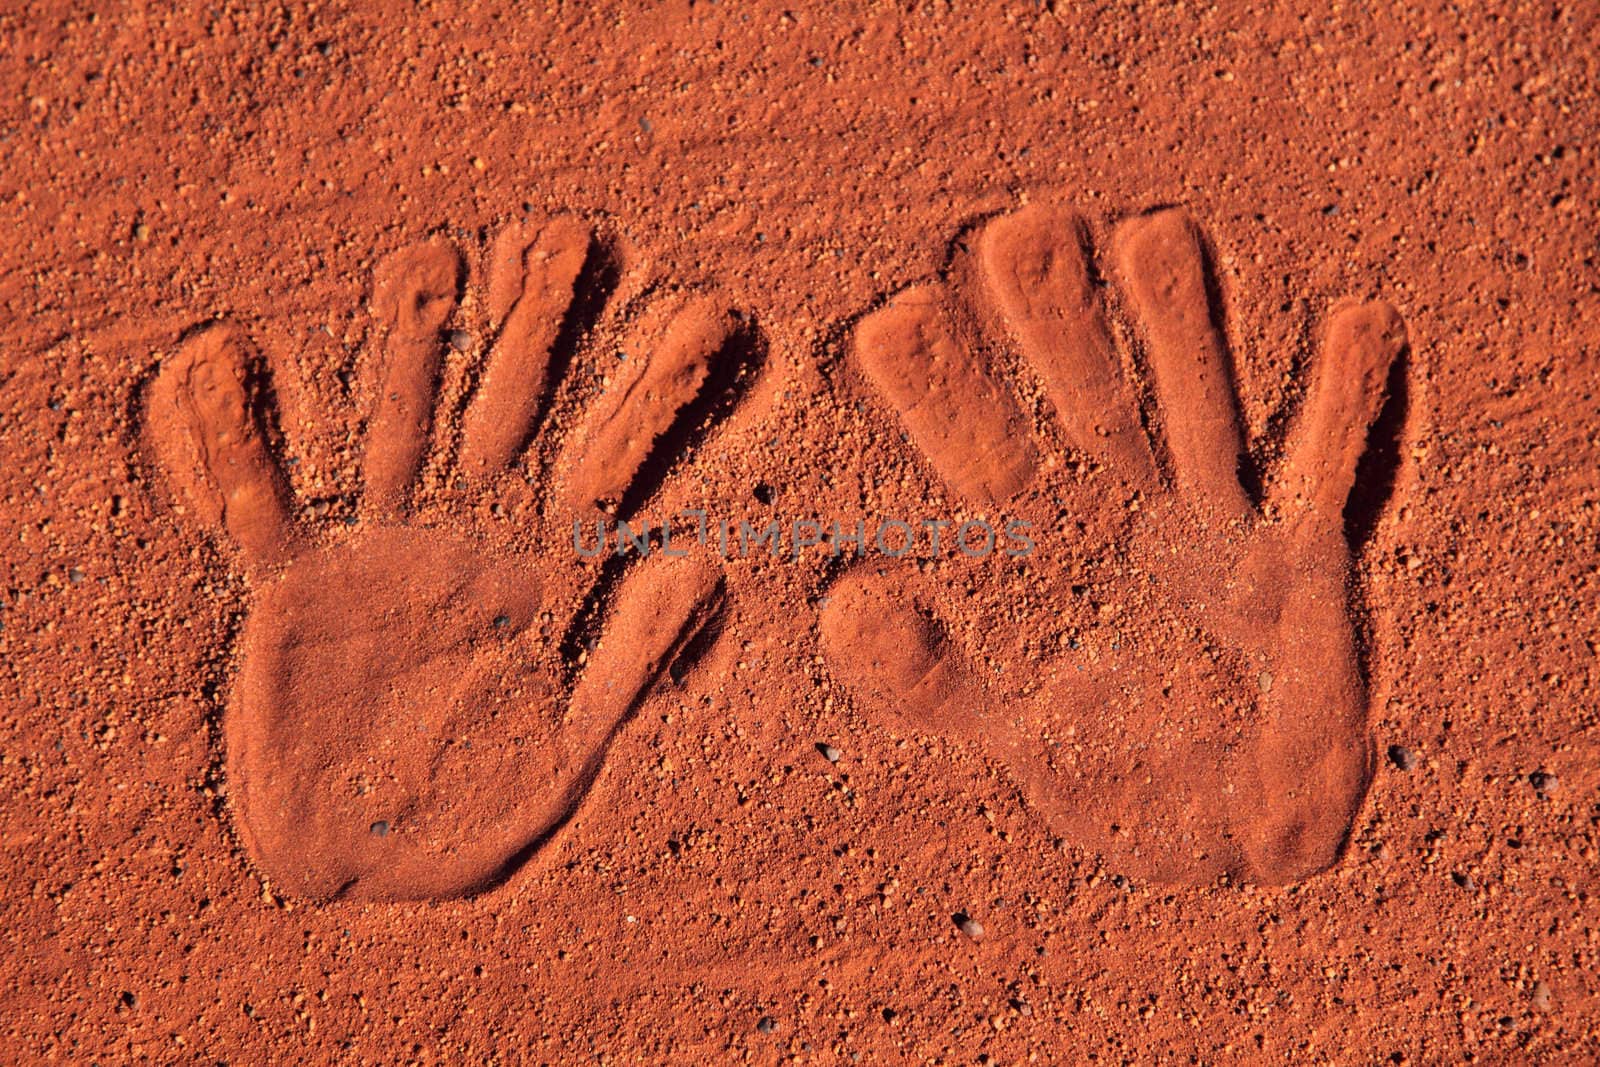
xmin=144 ymin=217 xmax=758 ymax=900
xmin=822 ymin=205 xmax=1408 ymax=884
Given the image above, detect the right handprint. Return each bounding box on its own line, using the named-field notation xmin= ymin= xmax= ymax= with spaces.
xmin=821 ymin=205 xmax=1409 ymax=885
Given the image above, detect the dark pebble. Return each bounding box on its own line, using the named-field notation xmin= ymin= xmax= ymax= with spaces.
xmin=756 ymin=1016 xmax=775 ymax=1034
xmin=369 ymin=820 xmax=389 ymax=838
xmin=494 ymin=614 xmax=511 ymax=630
xmin=1387 ymin=745 xmax=1417 ymax=771
xmin=1530 ymin=770 xmax=1558 ymax=796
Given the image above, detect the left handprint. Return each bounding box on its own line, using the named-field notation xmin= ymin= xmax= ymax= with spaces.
xmin=144 ymin=216 xmax=759 ymax=901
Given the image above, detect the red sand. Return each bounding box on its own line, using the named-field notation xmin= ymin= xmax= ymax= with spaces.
xmin=3 ymin=4 xmax=1598 ymax=1061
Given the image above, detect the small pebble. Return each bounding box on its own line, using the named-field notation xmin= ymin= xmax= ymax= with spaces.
xmin=953 ymin=912 xmax=984 ymax=941
xmin=493 ymin=614 xmax=511 ymax=630
xmin=449 ymin=330 xmax=473 ymax=352
xmin=1387 ymin=745 xmax=1417 ymax=771
xmin=755 ymin=1016 xmax=775 ymax=1034
xmin=369 ymin=820 xmax=389 ymax=838
xmin=1530 ymin=770 xmax=1558 ymax=796
xmin=817 ymin=742 xmax=841 ymax=763
xmin=1532 ymin=981 xmax=1553 ymax=1012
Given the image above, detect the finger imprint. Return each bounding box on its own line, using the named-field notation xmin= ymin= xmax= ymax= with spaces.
xmin=853 ymin=284 xmax=1036 ymax=504
xmin=567 ymin=557 xmax=725 ymax=745
xmin=459 ymin=217 xmax=593 ymax=477
xmin=146 ymin=325 xmax=295 ymax=563
xmin=562 ymin=294 xmax=738 ymax=514
xmin=977 ymin=205 xmax=1157 ymax=485
xmin=819 ymin=567 xmax=980 ymax=740
xmin=1275 ymin=301 xmax=1407 ymax=526
xmin=1112 ymin=210 xmax=1250 ymax=517
xmin=365 ymin=239 xmax=462 ymax=509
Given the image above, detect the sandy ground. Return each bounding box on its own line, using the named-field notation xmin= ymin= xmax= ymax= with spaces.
xmin=3 ymin=3 xmax=1598 ymax=1062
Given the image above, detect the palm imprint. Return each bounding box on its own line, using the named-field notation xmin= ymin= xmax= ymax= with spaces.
xmin=145 ymin=217 xmax=756 ymax=901
xmin=822 ymin=205 xmax=1408 ymax=885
